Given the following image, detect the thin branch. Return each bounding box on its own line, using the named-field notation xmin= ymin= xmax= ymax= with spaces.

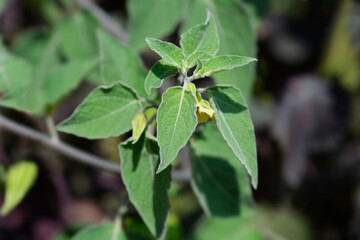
xmin=74 ymin=0 xmax=128 ymax=44
xmin=0 ymin=114 xmax=120 ymax=173
xmin=0 ymin=114 xmax=190 ymax=182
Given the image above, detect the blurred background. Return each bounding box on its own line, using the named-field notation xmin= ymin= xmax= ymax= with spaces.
xmin=1 ymin=0 xmax=360 ymax=239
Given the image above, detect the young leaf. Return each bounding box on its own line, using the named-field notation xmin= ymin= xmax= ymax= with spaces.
xmin=157 ymin=87 xmax=197 ymax=173
xmin=190 ymin=124 xmax=254 ymax=217
xmin=43 ymin=59 xmax=97 ymax=105
xmin=0 ymin=161 xmax=38 ymax=216
xmin=72 ymin=224 xmax=153 ymax=240
xmin=194 ymin=55 xmax=257 ymax=79
xmin=182 ymin=0 xmax=257 ymax=100
xmin=206 ymin=85 xmax=258 ymax=188
xmin=119 ymin=135 xmax=171 ymax=239
xmin=97 ymin=30 xmax=151 ymax=98
xmin=58 ymin=83 xmax=141 ymax=139
xmin=131 ymin=112 xmax=147 ymax=144
xmin=128 ymin=0 xmax=183 ymax=51
xmin=0 ymin=57 xmax=32 ymax=94
xmin=144 ymin=60 xmax=178 ymax=94
xmin=180 ymin=12 xmax=219 ymax=67
xmin=145 ymin=38 xmax=185 ymax=69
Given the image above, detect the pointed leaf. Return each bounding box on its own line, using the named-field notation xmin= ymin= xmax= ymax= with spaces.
xmin=72 ymin=224 xmax=152 ymax=240
xmin=190 ymin=124 xmax=254 ymax=217
xmin=43 ymin=59 xmax=97 ymax=105
xmin=58 ymin=83 xmax=141 ymax=139
xmin=157 ymin=87 xmax=197 ymax=173
xmin=144 ymin=60 xmax=178 ymax=94
xmin=206 ymin=85 xmax=258 ymax=188
xmin=128 ymin=0 xmax=183 ymax=51
xmin=97 ymin=31 xmax=151 ymax=98
xmin=180 ymin=12 xmax=219 ymax=67
xmin=145 ymin=38 xmax=185 ymax=69
xmin=182 ymin=0 xmax=257 ymax=100
xmin=120 ymin=135 xmax=171 ymax=239
xmin=0 ymin=161 xmax=38 ymax=216
xmin=194 ymin=55 xmax=257 ymax=78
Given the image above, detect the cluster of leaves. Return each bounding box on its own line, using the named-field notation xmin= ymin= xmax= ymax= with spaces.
xmin=53 ymin=12 xmax=257 ymax=239
xmin=0 ymin=2 xmax=258 ymax=240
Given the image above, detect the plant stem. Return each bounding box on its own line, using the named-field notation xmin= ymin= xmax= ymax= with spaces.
xmin=0 ymin=114 xmax=190 ymax=181
xmin=45 ymin=115 xmax=59 ymax=142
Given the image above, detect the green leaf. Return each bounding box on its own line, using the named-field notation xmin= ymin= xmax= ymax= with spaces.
xmin=189 ymin=217 xmax=264 ymax=240
xmin=206 ymin=85 xmax=258 ymax=188
xmin=43 ymin=59 xmax=97 ymax=106
xmin=190 ymin=123 xmax=254 ymax=217
xmin=131 ymin=112 xmax=147 ymax=144
xmin=0 ymin=31 xmax=60 ymax=114
xmin=157 ymin=87 xmax=197 ymax=173
xmin=180 ymin=12 xmax=219 ymax=67
xmin=0 ymin=84 xmax=45 ymax=114
xmin=182 ymin=0 xmax=257 ymax=100
xmin=57 ymin=10 xmax=100 ymax=61
xmin=194 ymin=55 xmax=257 ymax=79
xmin=0 ymin=59 xmax=95 ymax=114
xmin=128 ymin=0 xmax=183 ymax=51
xmin=58 ymin=83 xmax=141 ymax=139
xmin=119 ymin=135 xmax=171 ymax=239
xmin=72 ymin=224 xmax=152 ymax=240
xmin=13 ymin=30 xmax=61 ymax=79
xmin=0 ymin=56 xmax=32 ymax=94
xmin=14 ymin=29 xmax=54 ymax=62
xmin=0 ymin=161 xmax=38 ymax=216
xmin=56 ymin=10 xmax=101 ymax=84
xmin=97 ymin=31 xmax=151 ymax=98
xmin=145 ymin=38 xmax=185 ymax=69
xmin=144 ymin=60 xmax=178 ymax=94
